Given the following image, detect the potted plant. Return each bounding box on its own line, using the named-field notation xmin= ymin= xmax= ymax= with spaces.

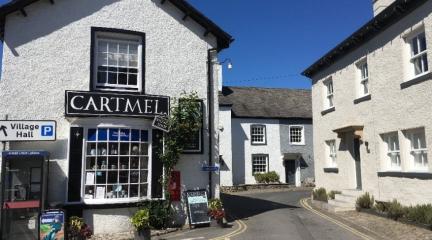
xmin=130 ymin=208 xmax=151 ymax=240
xmin=67 ymin=216 xmax=93 ymax=240
xmin=208 ymin=199 xmax=226 ymax=227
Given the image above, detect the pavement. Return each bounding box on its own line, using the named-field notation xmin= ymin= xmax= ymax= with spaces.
xmin=156 ymin=189 xmax=365 ymax=240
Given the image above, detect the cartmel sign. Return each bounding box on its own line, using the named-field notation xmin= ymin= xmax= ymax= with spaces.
xmin=0 ymin=120 xmax=56 ymax=141
xmin=65 ymin=90 xmax=170 ymax=118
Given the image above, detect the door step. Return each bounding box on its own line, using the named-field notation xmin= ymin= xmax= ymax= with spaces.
xmin=327 ymin=189 xmax=363 ymax=212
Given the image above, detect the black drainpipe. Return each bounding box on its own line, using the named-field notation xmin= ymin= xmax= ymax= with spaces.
xmin=207 ymin=48 xmax=217 ymax=198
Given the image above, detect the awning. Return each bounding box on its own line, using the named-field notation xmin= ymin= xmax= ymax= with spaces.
xmin=333 ymin=125 xmax=364 ymax=139
xmin=283 ymin=153 xmax=301 ymax=160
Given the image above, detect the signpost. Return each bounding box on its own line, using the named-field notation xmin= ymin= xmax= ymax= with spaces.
xmin=185 ymin=190 xmax=211 ymax=227
xmin=0 ymin=120 xmax=56 ymax=142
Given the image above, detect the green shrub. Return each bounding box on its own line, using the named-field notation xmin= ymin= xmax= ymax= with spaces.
xmin=374 ymin=201 xmax=388 ymax=213
xmin=130 ymin=208 xmax=150 ymax=231
xmin=254 ymin=171 xmax=280 ymax=184
xmin=355 ymin=192 xmax=374 ymax=211
xmin=405 ymin=204 xmax=432 ymax=225
xmin=328 ymin=190 xmax=342 ymax=200
xmin=312 ymin=188 xmax=328 ymax=202
xmin=137 ymin=200 xmax=172 ymax=229
xmin=387 ymin=199 xmax=405 ymax=220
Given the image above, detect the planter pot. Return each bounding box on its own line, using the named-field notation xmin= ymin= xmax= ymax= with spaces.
xmin=134 ymin=228 xmax=151 ymax=240
xmin=210 ymin=219 xmax=225 ymax=228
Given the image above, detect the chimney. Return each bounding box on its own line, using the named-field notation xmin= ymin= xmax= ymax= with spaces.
xmin=372 ymin=0 xmax=396 ymax=16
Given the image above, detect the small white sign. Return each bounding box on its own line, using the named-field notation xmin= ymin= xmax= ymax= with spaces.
xmin=0 ymin=120 xmax=56 ymax=142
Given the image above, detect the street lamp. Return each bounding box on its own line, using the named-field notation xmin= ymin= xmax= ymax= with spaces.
xmin=219 ymin=58 xmax=233 ymax=69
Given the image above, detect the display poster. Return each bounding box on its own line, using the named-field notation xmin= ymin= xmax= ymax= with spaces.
xmin=39 ymin=210 xmax=65 ymax=240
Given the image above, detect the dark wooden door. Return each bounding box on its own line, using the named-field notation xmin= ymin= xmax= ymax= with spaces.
xmin=285 ymin=160 xmax=296 ymax=185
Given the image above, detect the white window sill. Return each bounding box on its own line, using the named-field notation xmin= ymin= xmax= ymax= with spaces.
xmin=289 ymin=143 xmax=306 ymax=146
xmin=401 ymin=71 xmax=432 ymax=89
xmin=83 ymin=197 xmax=149 ymax=205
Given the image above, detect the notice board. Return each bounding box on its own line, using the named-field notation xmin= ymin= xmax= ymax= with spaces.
xmin=185 ymin=190 xmax=210 ymax=226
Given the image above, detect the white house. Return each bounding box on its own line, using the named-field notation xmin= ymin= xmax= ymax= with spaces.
xmin=0 ymin=0 xmax=232 ymax=236
xmin=303 ymin=0 xmax=432 ymax=210
xmin=219 ymin=86 xmax=314 ymax=187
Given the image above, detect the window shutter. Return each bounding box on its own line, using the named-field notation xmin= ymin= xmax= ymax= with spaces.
xmin=67 ymin=127 xmax=84 ymax=202
xmin=151 ymin=129 xmax=163 ymax=198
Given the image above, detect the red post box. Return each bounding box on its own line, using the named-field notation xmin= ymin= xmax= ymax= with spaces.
xmin=169 ymin=171 xmax=181 ymax=201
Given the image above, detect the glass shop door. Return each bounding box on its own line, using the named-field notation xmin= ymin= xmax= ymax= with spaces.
xmin=1 ymin=152 xmax=48 ymax=240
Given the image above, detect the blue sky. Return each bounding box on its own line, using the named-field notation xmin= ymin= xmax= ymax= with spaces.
xmin=0 ymin=0 xmax=373 ymax=89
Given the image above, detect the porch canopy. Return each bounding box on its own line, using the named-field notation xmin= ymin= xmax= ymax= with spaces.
xmin=333 ymin=125 xmax=364 ymax=139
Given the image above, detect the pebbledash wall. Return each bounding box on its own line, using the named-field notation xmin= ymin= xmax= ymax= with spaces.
xmin=219 ymin=87 xmax=314 ymax=187
xmin=0 ymin=0 xmax=232 ymax=234
xmin=304 ymin=0 xmax=432 ymax=205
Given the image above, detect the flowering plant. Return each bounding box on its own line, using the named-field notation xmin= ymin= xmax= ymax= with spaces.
xmin=208 ymin=199 xmax=225 ymax=221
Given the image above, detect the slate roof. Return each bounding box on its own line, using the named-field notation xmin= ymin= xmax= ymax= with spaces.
xmin=0 ymin=0 xmax=233 ymax=49
xmin=219 ymin=86 xmax=312 ymax=119
xmin=302 ymin=0 xmax=428 ymax=78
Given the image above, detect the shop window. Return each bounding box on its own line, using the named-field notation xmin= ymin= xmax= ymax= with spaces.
xmin=382 ymin=132 xmax=401 ymax=170
xmin=289 ymin=125 xmax=305 ymax=145
xmin=252 ymin=154 xmax=268 ymax=174
xmin=405 ymin=128 xmax=428 ymax=171
xmin=251 ymin=125 xmax=266 ymax=145
xmin=84 ymin=127 xmax=150 ymax=202
xmin=326 ymin=140 xmax=337 ymax=167
xmin=91 ymin=28 xmax=144 ymax=92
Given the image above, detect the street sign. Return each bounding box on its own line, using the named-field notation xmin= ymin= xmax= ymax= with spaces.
xmin=0 ymin=120 xmax=56 ymax=142
xmin=201 ymin=164 xmax=219 ymax=172
xmin=152 ymin=115 xmax=169 ymax=132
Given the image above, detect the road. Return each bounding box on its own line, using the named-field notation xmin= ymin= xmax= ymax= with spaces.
xmin=222 ymin=190 xmax=362 ymax=240
xmin=157 ymin=189 xmax=364 ymax=240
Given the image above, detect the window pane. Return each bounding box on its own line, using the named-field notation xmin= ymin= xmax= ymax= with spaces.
xmin=412 ymin=37 xmax=419 ymax=55
xmin=108 ymin=42 xmax=117 ymax=53
xmin=130 ymin=185 xmax=139 ymax=198
xmin=97 ymin=71 xmax=107 ymax=84
xmin=108 ymin=72 xmax=117 ymax=84
xmin=88 ymin=129 xmax=97 ymax=141
xmin=98 ymin=41 xmax=108 ymax=53
xmin=129 ymin=44 xmax=138 ymax=55
xmin=129 ymin=74 xmax=138 ymax=86
xmin=419 ymin=33 xmax=427 ymax=51
xmin=109 ymin=128 xmax=119 ymax=141
xmin=423 ymin=55 xmax=428 ymax=72
xmin=98 ymin=128 xmax=108 ymax=141
xmin=118 ymin=72 xmax=127 ymax=85
xmin=119 ymin=43 xmax=128 ymax=54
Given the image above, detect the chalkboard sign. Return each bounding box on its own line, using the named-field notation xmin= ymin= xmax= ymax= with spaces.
xmin=185 ymin=190 xmax=210 ymax=226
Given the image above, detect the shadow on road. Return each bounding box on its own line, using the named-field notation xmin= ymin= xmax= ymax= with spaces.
xmin=221 ymin=193 xmax=300 ymax=221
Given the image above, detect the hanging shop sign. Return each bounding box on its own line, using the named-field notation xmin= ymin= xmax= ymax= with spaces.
xmin=185 ymin=189 xmax=211 ymax=226
xmin=0 ymin=120 xmax=56 ymax=142
xmin=39 ymin=209 xmax=65 ymax=240
xmin=152 ymin=115 xmax=169 ymax=132
xmin=65 ymin=90 xmax=170 ymax=118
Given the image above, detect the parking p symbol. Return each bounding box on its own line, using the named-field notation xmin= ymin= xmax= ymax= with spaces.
xmin=41 ymin=125 xmax=53 ymax=136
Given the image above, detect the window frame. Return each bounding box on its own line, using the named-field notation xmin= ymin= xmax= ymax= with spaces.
xmin=382 ymin=132 xmax=401 ymax=171
xmin=181 ymin=100 xmax=204 ymax=154
xmin=356 ymin=59 xmax=369 ymax=97
xmin=251 ymin=154 xmax=269 ymax=175
xmin=405 ymin=128 xmax=428 ymax=172
xmin=289 ymin=125 xmax=305 ymax=145
xmin=409 ymin=31 xmax=429 ymax=77
xmin=81 ymin=126 xmax=153 ymax=204
xmin=90 ymin=27 xmax=146 ymax=93
xmin=326 ymin=140 xmax=337 ymax=168
xmin=250 ymin=124 xmax=267 ymax=145
xmin=323 ymin=78 xmax=334 ymax=110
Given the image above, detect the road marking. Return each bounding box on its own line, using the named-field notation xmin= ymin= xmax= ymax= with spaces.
xmin=179 ymin=237 xmax=205 ymax=240
xmin=209 ymin=218 xmax=247 ymax=240
xmin=300 ymin=198 xmax=375 ymax=240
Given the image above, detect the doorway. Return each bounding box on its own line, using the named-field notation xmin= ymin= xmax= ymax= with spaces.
xmin=353 ymin=138 xmax=362 ymax=189
xmin=285 ymin=160 xmax=296 ymax=185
